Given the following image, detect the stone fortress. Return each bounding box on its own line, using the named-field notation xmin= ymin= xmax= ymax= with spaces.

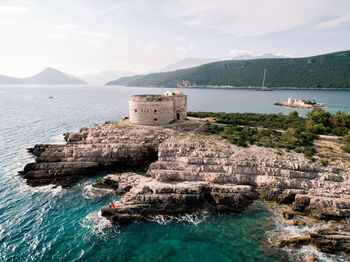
xmin=129 ymin=91 xmax=187 ymax=125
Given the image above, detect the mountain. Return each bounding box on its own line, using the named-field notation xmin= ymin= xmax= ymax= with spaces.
xmin=80 ymin=69 xmax=135 ymax=85
xmin=161 ymin=58 xmax=220 ymax=72
xmin=112 ymin=50 xmax=350 ymax=89
xmin=231 ymin=53 xmax=289 ymax=60
xmin=106 ymin=75 xmax=145 ymax=86
xmin=0 ymin=67 xmax=86 ymax=85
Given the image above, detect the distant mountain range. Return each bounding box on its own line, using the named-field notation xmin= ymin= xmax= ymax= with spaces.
xmin=230 ymin=53 xmax=289 ymax=60
xmin=80 ymin=69 xmax=135 ymax=85
xmin=0 ymin=67 xmax=86 ymax=85
xmin=107 ymin=50 xmax=350 ymax=89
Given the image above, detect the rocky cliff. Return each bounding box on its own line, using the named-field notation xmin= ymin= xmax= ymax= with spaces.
xmin=20 ymin=119 xmax=350 ymax=255
xmin=20 ymin=121 xmax=164 ymax=186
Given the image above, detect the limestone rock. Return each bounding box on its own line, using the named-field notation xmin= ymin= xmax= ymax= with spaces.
xmin=278 ymin=224 xmax=350 ymax=255
xmin=98 ymin=173 xmax=257 ymax=224
xmin=19 ymin=119 xmax=350 ymax=255
xmin=20 ymin=122 xmax=164 ymax=187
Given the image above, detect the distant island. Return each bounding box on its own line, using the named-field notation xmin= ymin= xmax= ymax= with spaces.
xmin=106 ymin=50 xmax=350 ymax=89
xmin=0 ymin=67 xmax=87 ymax=85
xmin=274 ymin=98 xmax=327 ymax=109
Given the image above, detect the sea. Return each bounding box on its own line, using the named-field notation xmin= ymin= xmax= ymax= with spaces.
xmin=1 ymin=85 xmax=350 ymax=262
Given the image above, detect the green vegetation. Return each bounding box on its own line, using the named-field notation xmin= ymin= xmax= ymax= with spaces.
xmin=342 ymin=131 xmax=350 ymax=153
xmin=189 ymin=109 xmax=350 ymax=157
xmin=198 ymin=122 xmax=316 ymax=159
xmin=189 ymin=111 xmax=305 ymax=130
xmin=109 ymin=50 xmax=350 ymax=88
xmin=106 ymin=75 xmax=144 ymax=86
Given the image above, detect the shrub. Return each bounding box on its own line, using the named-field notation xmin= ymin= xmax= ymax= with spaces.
xmin=331 ymin=111 xmax=350 ymax=136
xmin=305 ymin=108 xmax=332 ymax=134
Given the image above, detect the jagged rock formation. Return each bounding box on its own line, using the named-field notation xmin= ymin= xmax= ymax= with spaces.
xmin=20 ymin=122 xmax=164 ymax=186
xmin=20 ymin=119 xmax=350 ymax=255
xmin=145 ymin=136 xmax=350 ymax=220
xmin=98 ymin=173 xmax=257 ymax=224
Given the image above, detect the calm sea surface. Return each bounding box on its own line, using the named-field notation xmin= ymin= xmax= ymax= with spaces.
xmin=1 ymin=85 xmax=350 ymax=262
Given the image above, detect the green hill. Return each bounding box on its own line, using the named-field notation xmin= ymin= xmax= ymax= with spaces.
xmin=107 ymin=50 xmax=350 ymax=88
xmin=106 ymin=75 xmax=144 ymax=86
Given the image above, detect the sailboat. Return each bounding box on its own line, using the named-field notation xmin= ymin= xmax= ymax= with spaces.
xmin=257 ymin=68 xmax=273 ymax=91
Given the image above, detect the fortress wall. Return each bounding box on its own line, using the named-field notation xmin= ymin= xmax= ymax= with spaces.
xmin=129 ymin=95 xmax=174 ymax=125
xmin=172 ymin=95 xmax=187 ymax=120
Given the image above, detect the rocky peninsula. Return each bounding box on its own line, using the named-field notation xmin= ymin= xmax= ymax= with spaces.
xmin=20 ymin=119 xmax=350 ymax=257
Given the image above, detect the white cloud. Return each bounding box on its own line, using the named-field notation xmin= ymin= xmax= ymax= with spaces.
xmin=313 ymin=14 xmax=350 ymax=30
xmin=162 ymin=0 xmax=349 ymax=37
xmin=86 ymin=39 xmax=106 ymax=49
xmin=56 ymin=24 xmax=77 ymax=30
xmin=230 ymin=49 xmax=254 ymax=57
xmin=76 ymin=1 xmax=117 ymax=16
xmin=176 ymin=43 xmax=194 ymax=55
xmin=229 ymin=49 xmax=293 ymax=58
xmin=81 ymin=30 xmax=118 ymax=39
xmin=0 ymin=5 xmax=31 ymax=14
xmin=275 ymin=52 xmax=293 ymax=58
xmin=145 ymin=44 xmax=159 ymax=51
xmin=37 ymin=32 xmax=65 ymax=39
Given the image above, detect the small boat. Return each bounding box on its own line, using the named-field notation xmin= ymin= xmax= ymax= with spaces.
xmin=256 ymin=68 xmax=273 ymax=91
xmin=49 ymin=96 xmax=53 ymax=99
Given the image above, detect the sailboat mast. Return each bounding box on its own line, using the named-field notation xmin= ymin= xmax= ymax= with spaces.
xmin=262 ymin=68 xmax=266 ymax=90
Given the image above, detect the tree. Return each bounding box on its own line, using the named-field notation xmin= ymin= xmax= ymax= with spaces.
xmin=282 ymin=128 xmax=298 ymax=146
xmin=342 ymin=131 xmax=350 ymax=153
xmin=305 ymin=108 xmax=332 ymax=134
xmin=344 ymin=131 xmax=350 ymax=146
xmin=331 ymin=111 xmax=350 ymax=136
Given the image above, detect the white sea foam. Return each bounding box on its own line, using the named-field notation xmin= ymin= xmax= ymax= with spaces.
xmin=296 ymin=245 xmax=348 ymax=262
xmin=82 ymin=185 xmax=115 ymax=199
xmin=80 ymin=210 xmax=117 ymax=237
xmin=266 ymin=205 xmax=345 ymax=262
xmin=147 ymin=211 xmax=209 ymax=226
xmin=20 ymin=183 xmax=65 ymax=197
xmin=49 ymin=134 xmax=66 ymax=144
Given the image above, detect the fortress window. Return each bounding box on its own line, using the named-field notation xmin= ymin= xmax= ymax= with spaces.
xmin=134 ymin=109 xmax=137 ymax=113
xmin=154 ymin=118 xmax=158 ymax=122
xmin=154 ymin=109 xmax=157 ymax=113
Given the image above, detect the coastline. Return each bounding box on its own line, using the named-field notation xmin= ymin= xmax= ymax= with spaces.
xmin=124 ymin=85 xmax=350 ymax=90
xmin=19 ymin=118 xmax=350 ymax=259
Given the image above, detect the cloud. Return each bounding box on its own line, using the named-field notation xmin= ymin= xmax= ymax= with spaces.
xmin=0 ymin=5 xmax=31 ymax=14
xmin=56 ymin=24 xmax=77 ymax=30
xmin=230 ymin=49 xmax=254 ymax=57
xmin=81 ymin=30 xmax=118 ymax=39
xmin=145 ymin=44 xmax=159 ymax=51
xmin=176 ymin=43 xmax=194 ymax=55
xmin=162 ymin=0 xmax=350 ymax=37
xmin=229 ymin=49 xmax=293 ymax=58
xmin=313 ymin=14 xmax=350 ymax=30
xmin=76 ymin=1 xmax=117 ymax=16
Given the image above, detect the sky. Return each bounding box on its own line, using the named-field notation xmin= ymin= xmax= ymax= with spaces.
xmin=0 ymin=0 xmax=349 ymax=77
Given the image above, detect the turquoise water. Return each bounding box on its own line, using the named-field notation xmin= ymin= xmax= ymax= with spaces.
xmin=1 ymin=85 xmax=350 ymax=261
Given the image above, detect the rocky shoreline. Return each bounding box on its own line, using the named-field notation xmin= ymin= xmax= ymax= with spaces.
xmin=20 ymin=119 xmax=350 ymax=257
xmin=274 ymin=101 xmax=327 ymax=109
